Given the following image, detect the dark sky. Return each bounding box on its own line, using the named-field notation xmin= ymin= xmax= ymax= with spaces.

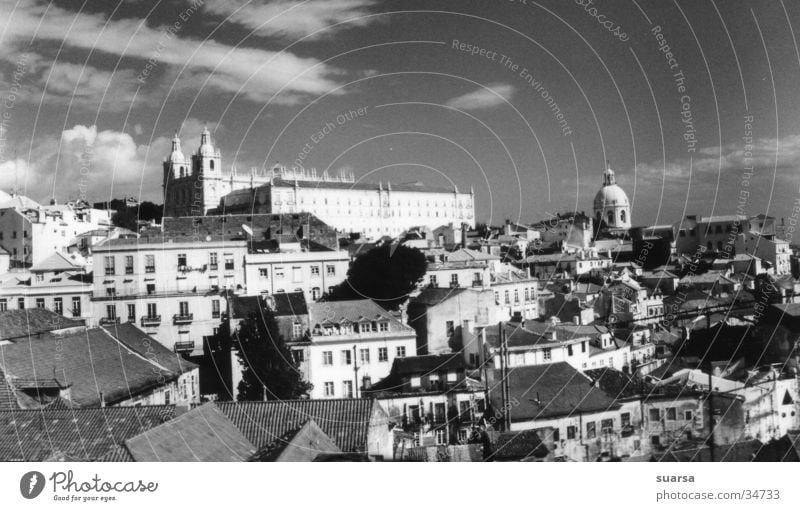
xmin=0 ymin=0 xmax=798 ymax=228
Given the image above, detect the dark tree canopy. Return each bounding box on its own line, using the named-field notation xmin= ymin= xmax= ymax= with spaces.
xmin=236 ymin=307 xmax=311 ymax=401
xmin=326 ymin=244 xmax=427 ymax=310
xmin=101 ymin=200 xmax=163 ymax=231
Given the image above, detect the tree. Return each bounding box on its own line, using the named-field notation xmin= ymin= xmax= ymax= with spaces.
xmin=325 ymin=244 xmax=427 ymax=310
xmin=236 ymin=306 xmax=311 ymax=401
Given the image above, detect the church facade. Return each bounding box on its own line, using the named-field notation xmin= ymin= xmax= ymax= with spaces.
xmin=163 ymin=130 xmax=476 ymax=239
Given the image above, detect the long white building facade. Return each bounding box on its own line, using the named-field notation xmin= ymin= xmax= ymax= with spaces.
xmin=162 ymin=130 xmax=476 ymax=239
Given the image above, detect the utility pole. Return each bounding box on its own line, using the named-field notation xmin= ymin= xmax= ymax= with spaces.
xmin=708 ymin=369 xmax=715 ymax=462
xmin=353 ymin=344 xmax=359 ymax=399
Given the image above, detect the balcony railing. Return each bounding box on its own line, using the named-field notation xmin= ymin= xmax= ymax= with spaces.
xmin=471 ymin=280 xmax=483 ymax=287
xmin=173 ymin=313 xmax=194 ymax=324
xmin=140 ymin=315 xmax=162 ymax=326
xmin=145 ymin=266 xmax=156 ymax=273
xmin=174 ymin=341 xmax=195 ymax=352
xmin=209 ymin=263 xmax=218 ymax=271
xmin=99 ymin=317 xmax=120 ymax=326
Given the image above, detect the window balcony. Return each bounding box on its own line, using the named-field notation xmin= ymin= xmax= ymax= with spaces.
xmin=471 ymin=280 xmax=483 ymax=287
xmin=209 ymin=263 xmax=218 ymax=271
xmin=145 ymin=266 xmax=156 ymax=273
xmin=140 ymin=315 xmax=162 ymax=327
xmin=173 ymin=313 xmax=194 ymax=325
xmin=174 ymin=341 xmax=195 ymax=353
xmin=99 ymin=317 xmax=120 ymax=326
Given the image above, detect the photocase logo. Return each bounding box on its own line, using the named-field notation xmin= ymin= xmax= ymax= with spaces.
xmin=20 ymin=471 xmax=45 ymax=499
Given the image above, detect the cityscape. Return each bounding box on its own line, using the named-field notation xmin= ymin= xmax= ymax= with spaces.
xmin=0 ymin=0 xmax=799 ymax=469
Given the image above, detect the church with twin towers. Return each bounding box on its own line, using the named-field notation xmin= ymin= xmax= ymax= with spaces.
xmin=162 ymin=128 xmax=476 ymax=239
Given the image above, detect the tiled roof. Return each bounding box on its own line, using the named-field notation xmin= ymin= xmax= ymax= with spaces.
xmin=307 ymin=300 xmax=413 ymax=333
xmin=252 ymin=419 xmax=342 ymax=462
xmin=0 ymin=406 xmax=174 ymax=461
xmin=445 ymin=248 xmax=500 ymax=262
xmin=125 ymin=403 xmax=256 ymax=462
xmin=490 ymin=362 xmax=619 ymax=421
xmin=0 ymin=368 xmax=19 ymax=409
xmin=391 ymin=354 xmax=465 ymax=375
xmin=29 ymin=252 xmax=84 ymax=272
xmin=0 ymin=327 xmax=186 ymax=407
xmin=102 ymin=323 xmax=198 ymax=376
xmin=217 ymin=399 xmax=386 ymax=453
xmin=486 ymin=429 xmax=549 ymax=461
xmin=0 ymin=309 xmax=85 ymax=340
xmin=411 ymin=286 xmax=468 ymax=306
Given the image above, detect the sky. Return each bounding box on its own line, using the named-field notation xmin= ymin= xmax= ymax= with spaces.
xmin=0 ymin=0 xmax=799 ymax=229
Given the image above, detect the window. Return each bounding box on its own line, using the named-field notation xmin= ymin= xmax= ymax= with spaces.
xmin=36 ymin=298 xmax=45 ymax=309
xmin=378 ymin=347 xmax=388 ymax=362
xmin=553 ymin=428 xmax=560 ymax=442
xmin=359 ymin=348 xmax=370 ymax=364
xmin=71 ymin=297 xmax=81 ymax=316
xmin=567 ymin=344 xmax=573 ymax=356
xmin=410 ymin=376 xmax=421 ymax=388
xmin=621 ymin=412 xmax=631 ymax=427
xmin=649 ymin=409 xmax=661 ymax=422
xmin=224 ymin=253 xmax=234 ymax=270
xmin=586 ymin=421 xmax=596 ymax=439
xmin=666 ymin=407 xmax=677 ymax=421
xmin=446 ymin=321 xmax=455 ymax=337
xmin=259 ymin=268 xmax=268 ymax=278
xmin=145 ymin=254 xmax=155 ymax=273
xmin=125 ymin=255 xmax=134 ymax=274
xmin=211 ymin=300 xmax=220 ymax=318
xmin=179 ymin=301 xmax=189 ymax=317
xmin=0 ymin=299 xmax=6 ymax=312
xmin=581 ymin=341 xmax=586 ymax=353
xmin=17 ymin=297 xmax=24 ymax=310
xmin=450 ymin=274 xmax=459 ymax=287
xmin=567 ymin=425 xmax=577 ymax=440
xmin=504 ymin=290 xmax=510 ymax=304
xmin=311 ymin=287 xmax=321 ymax=300
xmin=324 ymin=382 xmax=334 ymax=397
xmin=524 ymin=288 xmax=530 ymax=301
xmin=104 ymin=256 xmax=115 ymax=275
xmin=35 ymin=273 xmax=43 ymax=283
xmin=430 ymin=275 xmax=438 ymax=287
xmin=378 ymin=321 xmax=388 ymax=332
xmin=326 ymin=265 xmax=336 ymax=276
xmin=514 ymin=289 xmax=519 ymax=303
xmin=146 ymin=283 xmax=156 ymax=295
xmin=543 ymin=348 xmax=551 ymax=361
xmin=106 ymin=304 xmax=117 ymax=319
xmin=396 ymin=346 xmax=406 ymax=357
xmin=292 ymin=349 xmax=305 ymax=364
xmin=342 ymin=380 xmax=353 ymax=398
xmin=147 ymin=303 xmax=157 ymax=318
xmin=127 ymin=304 xmax=136 ymax=322
xmin=341 ymin=350 xmax=352 ymax=365
xmin=274 ymin=267 xmax=285 ymax=279
xmin=209 ymin=252 xmax=218 ymax=270
xmin=322 ymin=351 xmax=333 ymax=365
xmin=292 ymin=322 xmax=303 ymax=339
xmin=684 ymin=410 xmax=694 ymax=421
xmin=310 ymin=266 xmax=320 ymax=277
xmin=601 ymin=418 xmax=613 ymax=434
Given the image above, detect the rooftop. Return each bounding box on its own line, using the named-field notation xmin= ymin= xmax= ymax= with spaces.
xmin=0 ymin=308 xmax=85 ymax=341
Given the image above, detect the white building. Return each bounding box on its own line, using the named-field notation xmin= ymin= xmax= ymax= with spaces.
xmin=91 ymin=233 xmax=249 ymax=356
xmin=0 ymin=193 xmax=111 ymax=267
xmin=735 ymin=232 xmax=791 ymax=276
xmin=292 ymin=300 xmax=417 ymax=400
xmin=593 ymin=166 xmax=631 ymax=230
xmin=243 ymin=238 xmax=349 ymax=301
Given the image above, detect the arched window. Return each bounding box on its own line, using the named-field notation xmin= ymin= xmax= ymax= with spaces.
xmin=210 ymin=160 xmax=215 ymax=170
xmin=620 ymin=210 xmax=626 ymax=223
xmin=607 ymin=211 xmax=614 ymax=225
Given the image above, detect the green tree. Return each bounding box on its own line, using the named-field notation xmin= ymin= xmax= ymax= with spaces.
xmin=236 ymin=307 xmax=311 ymax=401
xmin=325 ymin=243 xmax=427 ymax=310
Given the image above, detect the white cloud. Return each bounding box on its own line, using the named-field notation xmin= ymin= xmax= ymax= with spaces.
xmin=202 ymin=0 xmax=378 ymax=40
xmin=445 ymin=83 xmax=515 ymax=111
xmin=0 ymin=2 xmax=354 ymax=106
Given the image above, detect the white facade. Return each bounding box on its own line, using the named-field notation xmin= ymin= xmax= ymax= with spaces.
xmin=91 ymin=236 xmax=249 ymax=356
xmin=0 ymin=196 xmax=111 ymax=267
xmin=593 ymin=166 xmax=631 ymax=229
xmin=293 ymin=300 xmax=418 ymax=399
xmin=243 ymin=247 xmax=350 ymax=301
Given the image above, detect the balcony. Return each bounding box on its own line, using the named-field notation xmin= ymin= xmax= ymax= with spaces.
xmin=209 ymin=263 xmax=218 ymax=271
xmin=140 ymin=315 xmax=162 ymax=327
xmin=174 ymin=341 xmax=195 ymax=353
xmin=173 ymin=313 xmax=194 ymax=325
xmin=99 ymin=317 xmax=120 ymax=326
xmin=145 ymin=266 xmax=156 ymax=273
xmin=471 ymin=280 xmax=483 ymax=288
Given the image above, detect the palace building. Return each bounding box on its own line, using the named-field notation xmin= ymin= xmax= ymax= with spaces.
xmin=163 ymin=130 xmax=476 ymax=239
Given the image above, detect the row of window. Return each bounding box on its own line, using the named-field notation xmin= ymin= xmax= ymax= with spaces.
xmin=103 ymin=252 xmax=234 ymax=275
xmin=276 ymin=195 xmax=471 ymax=209
xmin=323 ymin=380 xmax=354 ymax=398
xmin=0 ymin=230 xmax=28 ymax=240
xmin=321 ymin=346 xmax=405 ymax=366
xmin=493 ymin=287 xmax=537 ymax=305
xmin=0 ymin=296 xmax=81 ymax=315
xmin=103 ymin=300 xmax=221 ymax=321
xmin=257 ymin=264 xmax=336 ymax=280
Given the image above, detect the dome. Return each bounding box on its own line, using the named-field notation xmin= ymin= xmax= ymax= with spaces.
xmin=593 ymin=183 xmax=630 ymax=210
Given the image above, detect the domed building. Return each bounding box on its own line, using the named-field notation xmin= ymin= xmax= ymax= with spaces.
xmin=593 ymin=165 xmax=631 ymax=230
